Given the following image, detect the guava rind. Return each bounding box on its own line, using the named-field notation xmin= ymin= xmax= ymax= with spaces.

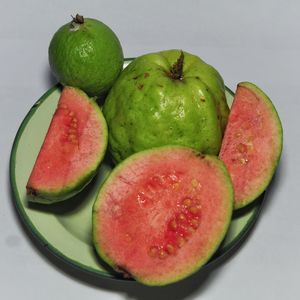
xmin=220 ymin=82 xmax=283 ymax=209
xmin=26 ymin=86 xmax=108 ymax=204
xmin=49 ymin=18 xmax=124 ymax=96
xmin=93 ymin=146 xmax=233 ymax=285
xmin=103 ymin=50 xmax=229 ymax=163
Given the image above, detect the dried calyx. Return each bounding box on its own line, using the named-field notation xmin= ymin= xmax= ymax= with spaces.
xmin=169 ymin=51 xmax=184 ymax=80
xmin=70 ymin=14 xmax=84 ymax=29
xmin=72 ymin=14 xmax=84 ymax=24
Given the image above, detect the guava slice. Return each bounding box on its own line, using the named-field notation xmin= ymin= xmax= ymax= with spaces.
xmin=93 ymin=146 xmax=233 ymax=286
xmin=26 ymin=86 xmax=108 ymax=203
xmin=219 ymin=82 xmax=283 ymax=209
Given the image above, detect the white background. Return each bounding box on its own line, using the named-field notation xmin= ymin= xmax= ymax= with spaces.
xmin=1 ymin=0 xmax=299 ymax=299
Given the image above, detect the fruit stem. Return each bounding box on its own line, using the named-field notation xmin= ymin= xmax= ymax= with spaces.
xmin=70 ymin=14 xmax=84 ymax=30
xmin=72 ymin=14 xmax=84 ymax=24
xmin=169 ymin=51 xmax=184 ymax=80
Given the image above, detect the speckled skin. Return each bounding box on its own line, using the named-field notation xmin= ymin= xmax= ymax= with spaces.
xmin=103 ymin=50 xmax=229 ymax=163
xmin=49 ymin=18 xmax=123 ymax=96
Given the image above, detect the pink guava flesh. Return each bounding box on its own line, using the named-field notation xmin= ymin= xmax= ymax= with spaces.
xmin=26 ymin=86 xmax=107 ymax=201
xmin=93 ymin=147 xmax=233 ymax=285
xmin=220 ymin=82 xmax=282 ymax=209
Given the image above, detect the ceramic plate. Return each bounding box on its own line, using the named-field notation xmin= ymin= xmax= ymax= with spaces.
xmin=10 ymin=59 xmax=264 ymax=280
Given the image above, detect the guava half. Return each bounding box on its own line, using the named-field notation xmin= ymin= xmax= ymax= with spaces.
xmin=26 ymin=86 xmax=108 ymax=203
xmin=219 ymin=82 xmax=283 ymax=209
xmin=93 ymin=146 xmax=233 ymax=286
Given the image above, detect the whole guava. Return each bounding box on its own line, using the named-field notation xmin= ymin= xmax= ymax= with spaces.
xmin=103 ymin=50 xmax=229 ymax=163
xmin=49 ymin=14 xmax=123 ymax=96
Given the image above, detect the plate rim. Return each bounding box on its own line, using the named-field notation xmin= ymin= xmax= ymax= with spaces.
xmin=9 ymin=85 xmax=119 ymax=279
xmin=9 ymin=64 xmax=264 ymax=281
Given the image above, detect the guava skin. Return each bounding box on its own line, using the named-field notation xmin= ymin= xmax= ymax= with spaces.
xmin=103 ymin=50 xmax=229 ymax=163
xmin=49 ymin=17 xmax=124 ymax=96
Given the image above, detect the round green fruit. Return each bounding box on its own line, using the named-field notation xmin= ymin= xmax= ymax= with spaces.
xmin=103 ymin=50 xmax=229 ymax=163
xmin=48 ymin=14 xmax=124 ymax=96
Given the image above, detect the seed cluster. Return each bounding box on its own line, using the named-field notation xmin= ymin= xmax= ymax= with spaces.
xmin=236 ymin=141 xmax=254 ymax=165
xmin=230 ymin=132 xmax=254 ymax=165
xmin=60 ymin=104 xmax=79 ymax=145
xmin=148 ymin=197 xmax=202 ymax=259
xmin=137 ymin=173 xmax=180 ymax=207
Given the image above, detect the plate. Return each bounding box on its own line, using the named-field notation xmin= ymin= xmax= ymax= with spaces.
xmin=10 ymin=59 xmax=264 ymax=281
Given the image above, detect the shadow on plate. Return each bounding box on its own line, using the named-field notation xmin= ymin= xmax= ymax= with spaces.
xmin=26 ymin=175 xmax=98 ymax=215
xmin=8 ymin=190 xmax=266 ymax=299
xmin=44 ymin=68 xmax=108 ymax=107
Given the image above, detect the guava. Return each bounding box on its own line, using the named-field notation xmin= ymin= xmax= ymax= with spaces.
xmin=26 ymin=86 xmax=108 ymax=203
xmin=219 ymin=82 xmax=283 ymax=209
xmin=48 ymin=14 xmax=124 ymax=96
xmin=103 ymin=50 xmax=229 ymax=163
xmin=93 ymin=146 xmax=233 ymax=286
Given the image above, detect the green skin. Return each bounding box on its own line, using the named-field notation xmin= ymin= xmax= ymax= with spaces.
xmin=28 ymin=166 xmax=99 ymax=204
xmin=48 ymin=16 xmax=124 ymax=96
xmin=103 ymin=50 xmax=229 ymax=163
xmin=27 ymin=87 xmax=108 ymax=204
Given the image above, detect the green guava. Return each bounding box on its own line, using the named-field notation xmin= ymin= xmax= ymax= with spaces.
xmin=48 ymin=14 xmax=124 ymax=96
xmin=103 ymin=50 xmax=229 ymax=163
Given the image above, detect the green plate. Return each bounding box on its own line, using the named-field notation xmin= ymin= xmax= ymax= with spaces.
xmin=10 ymin=59 xmax=264 ymax=281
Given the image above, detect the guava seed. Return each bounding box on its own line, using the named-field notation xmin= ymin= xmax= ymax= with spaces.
xmin=190 ymin=219 xmax=200 ymax=229
xmin=159 ymin=249 xmax=167 ymax=259
xmin=178 ymin=213 xmax=186 ymax=221
xmin=182 ymin=198 xmax=192 ymax=207
xmin=165 ymin=244 xmax=175 ymax=255
xmin=169 ymin=219 xmax=178 ymax=230
xmin=176 ymin=236 xmax=185 ymax=248
xmin=148 ymin=246 xmax=159 ymax=257
xmin=189 ymin=206 xmax=201 ymax=215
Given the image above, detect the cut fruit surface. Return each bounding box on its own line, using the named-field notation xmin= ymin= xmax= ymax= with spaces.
xmin=26 ymin=86 xmax=108 ymax=203
xmin=220 ymin=82 xmax=283 ymax=209
xmin=93 ymin=146 xmax=233 ymax=286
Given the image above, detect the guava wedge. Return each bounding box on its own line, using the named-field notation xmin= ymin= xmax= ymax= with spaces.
xmin=219 ymin=82 xmax=283 ymax=209
xmin=26 ymin=86 xmax=108 ymax=203
xmin=93 ymin=146 xmax=233 ymax=286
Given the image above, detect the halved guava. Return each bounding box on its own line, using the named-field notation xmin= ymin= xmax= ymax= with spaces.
xmin=93 ymin=146 xmax=233 ymax=286
xmin=26 ymin=86 xmax=108 ymax=203
xmin=219 ymin=82 xmax=283 ymax=209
